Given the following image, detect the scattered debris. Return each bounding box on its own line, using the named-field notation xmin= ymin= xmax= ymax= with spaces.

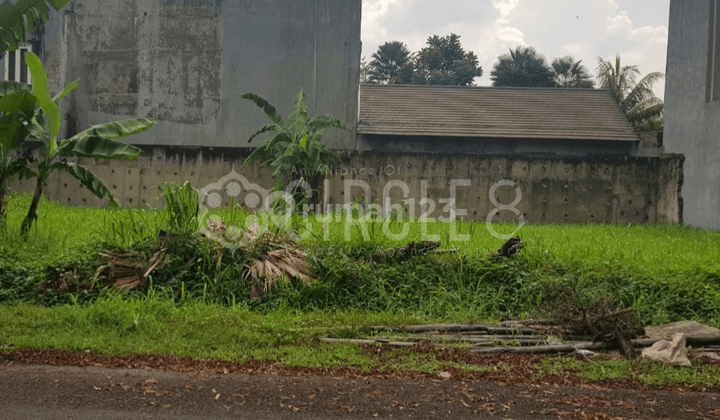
xmin=322 ymin=322 xmax=720 ymax=358
xmin=645 ymin=321 xmax=720 ymax=340
xmin=92 ymin=248 xmax=170 ymax=292
xmin=371 ymin=241 xmax=454 ymax=262
xmin=492 ymin=236 xmax=523 ymax=258
xmin=641 ymin=333 xmax=692 ymax=367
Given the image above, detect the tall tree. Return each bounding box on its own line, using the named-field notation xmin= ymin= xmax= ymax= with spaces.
xmin=596 ymin=54 xmax=664 ymax=131
xmin=490 ymin=46 xmax=555 ymax=87
xmin=551 ymin=56 xmax=594 ymax=88
xmin=368 ymin=41 xmax=414 ymax=84
xmin=360 ymin=56 xmax=371 ymax=84
xmin=412 ymin=33 xmax=483 ymax=86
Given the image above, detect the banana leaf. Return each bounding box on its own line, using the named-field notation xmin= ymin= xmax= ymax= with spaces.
xmin=0 ymin=0 xmax=70 ymax=55
xmin=50 ymin=161 xmax=119 ymax=207
xmin=25 ymin=51 xmax=60 ymax=157
xmin=57 ymin=118 xmax=154 ymax=159
xmin=241 ymin=93 xmax=283 ymax=125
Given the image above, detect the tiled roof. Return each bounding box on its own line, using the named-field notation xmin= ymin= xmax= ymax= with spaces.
xmin=357 ymin=84 xmax=640 ymax=141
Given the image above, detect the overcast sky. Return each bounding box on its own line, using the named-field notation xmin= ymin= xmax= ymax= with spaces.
xmin=361 ymin=0 xmax=670 ymax=98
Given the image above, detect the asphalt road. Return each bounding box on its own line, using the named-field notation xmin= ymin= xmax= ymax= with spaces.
xmin=2 ymin=360 xmax=719 ymax=419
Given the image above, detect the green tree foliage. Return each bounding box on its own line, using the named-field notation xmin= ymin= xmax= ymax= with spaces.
xmin=368 ymin=41 xmax=414 ymax=84
xmin=596 ymin=54 xmax=664 ymax=131
xmin=0 ymin=0 xmax=70 ymax=227
xmin=360 ymin=56 xmax=371 ymax=84
xmin=551 ymin=56 xmax=594 ymax=88
xmin=1 ymin=52 xmax=155 ymax=234
xmin=411 ymin=34 xmax=483 ymax=86
xmin=242 ymin=90 xmax=348 ymax=211
xmin=490 ymin=46 xmax=556 ymax=87
xmin=0 ymin=0 xmax=69 ymax=56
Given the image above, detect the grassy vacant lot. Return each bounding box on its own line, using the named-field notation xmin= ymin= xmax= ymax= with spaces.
xmin=2 ymin=192 xmax=720 ymax=387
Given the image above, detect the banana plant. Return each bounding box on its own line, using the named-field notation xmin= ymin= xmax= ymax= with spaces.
xmin=14 ymin=52 xmax=155 ymax=234
xmin=0 ymin=84 xmax=36 ymax=226
xmin=242 ymin=89 xmax=347 ymax=211
xmin=0 ymin=0 xmax=70 ymax=56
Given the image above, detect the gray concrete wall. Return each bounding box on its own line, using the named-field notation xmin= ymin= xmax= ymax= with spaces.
xmin=357 ymin=135 xmax=638 ymax=157
xmin=8 ymin=146 xmax=683 ymax=225
xmin=664 ymin=0 xmax=720 ymax=229
xmin=25 ymin=0 xmax=361 ymax=149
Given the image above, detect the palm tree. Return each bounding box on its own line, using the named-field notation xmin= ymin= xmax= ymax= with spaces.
xmin=596 ymin=54 xmax=664 ymax=131
xmin=551 ymin=56 xmax=594 ymax=88
xmin=490 ymin=46 xmax=556 ymax=87
xmin=368 ymin=41 xmax=414 ymax=84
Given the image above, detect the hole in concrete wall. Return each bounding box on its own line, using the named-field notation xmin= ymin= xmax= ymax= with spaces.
xmin=142 ymin=199 xmax=146 ymax=204
xmin=63 ymin=183 xmax=67 ymax=187
xmin=563 ymin=197 xmax=568 ymax=204
xmin=604 ymin=167 xmax=610 ymax=174
xmin=157 ymin=171 xmax=161 ymax=175
xmin=628 ymin=199 xmax=633 ymax=205
xmin=128 ymin=170 xmax=132 ymax=174
xmin=128 ymin=198 xmax=133 ymax=204
xmin=112 ymin=169 xmax=115 ymax=174
xmin=129 ymin=186 xmax=132 ymax=190
xmin=174 ymin=172 xmax=178 ymax=176
xmin=144 ymin=11 xmax=147 ymax=16
xmin=472 ymin=211 xmax=478 ymax=217
xmin=143 ymin=186 xmax=147 ymax=190
xmin=112 ymin=185 xmax=117 ymax=189
xmin=523 ymin=166 xmax=527 ymax=171
xmin=83 ymin=198 xmax=86 ymax=203
xmin=607 ymin=184 xmax=612 ymax=189
xmin=590 ymin=214 xmax=595 ymax=219
xmin=620 ymin=211 xmax=625 ymax=216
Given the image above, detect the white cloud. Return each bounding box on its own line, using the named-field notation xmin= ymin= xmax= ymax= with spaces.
xmin=492 ymin=0 xmax=519 ymax=17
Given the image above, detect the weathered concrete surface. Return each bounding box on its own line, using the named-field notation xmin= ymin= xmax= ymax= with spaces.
xmin=25 ymin=0 xmax=360 ymax=149
xmin=8 ymin=147 xmax=683 ymax=224
xmin=357 ymin=135 xmax=638 ymax=157
xmin=664 ymin=0 xmax=720 ymax=229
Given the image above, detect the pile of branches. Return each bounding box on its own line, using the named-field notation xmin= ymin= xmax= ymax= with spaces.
xmin=538 ymin=281 xmax=644 ymax=359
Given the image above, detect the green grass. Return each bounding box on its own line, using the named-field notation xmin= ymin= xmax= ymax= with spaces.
xmin=537 ymin=356 xmax=720 ymax=388
xmin=2 ymin=192 xmax=720 ymax=386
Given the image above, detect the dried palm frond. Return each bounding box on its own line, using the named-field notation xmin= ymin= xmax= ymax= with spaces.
xmin=244 ymin=242 xmax=313 ymax=299
xmin=90 ymin=248 xmax=170 ymax=292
